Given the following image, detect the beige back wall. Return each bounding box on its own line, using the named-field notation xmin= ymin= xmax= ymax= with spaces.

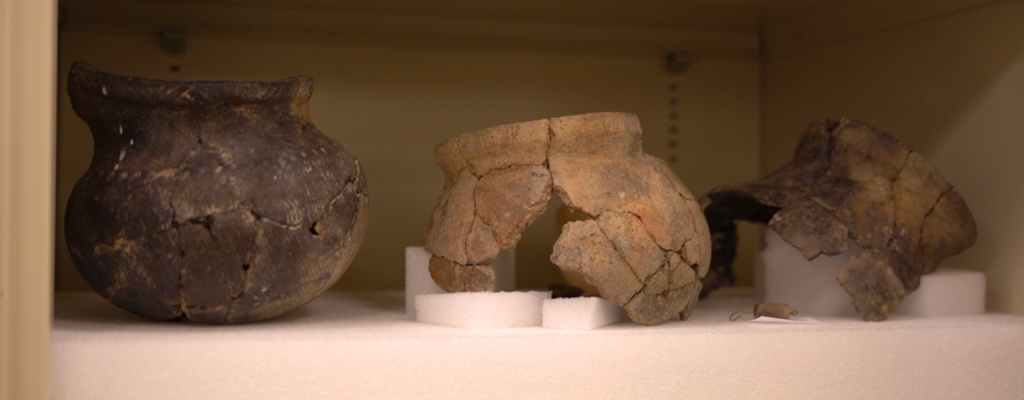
xmin=56 ymin=29 xmax=760 ymax=291
xmin=763 ymin=0 xmax=1024 ymax=313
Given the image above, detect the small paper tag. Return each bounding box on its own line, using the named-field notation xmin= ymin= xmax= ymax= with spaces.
xmin=750 ymin=316 xmax=822 ymax=324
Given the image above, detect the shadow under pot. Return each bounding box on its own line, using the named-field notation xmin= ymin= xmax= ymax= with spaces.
xmin=65 ymin=61 xmax=368 ymax=324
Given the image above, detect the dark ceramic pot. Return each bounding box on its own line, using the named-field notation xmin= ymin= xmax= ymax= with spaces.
xmin=65 ymin=62 xmax=368 ymax=323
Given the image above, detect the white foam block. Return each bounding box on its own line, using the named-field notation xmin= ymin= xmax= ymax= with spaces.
xmin=899 ymin=268 xmax=986 ymax=317
xmin=763 ymin=230 xmax=987 ymax=318
xmin=405 ymin=246 xmax=445 ymax=317
xmin=416 ymin=291 xmax=550 ymax=330
xmin=762 ymin=229 xmax=861 ymax=317
xmin=542 ymin=297 xmax=621 ymax=330
xmin=405 ymin=247 xmax=516 ymax=317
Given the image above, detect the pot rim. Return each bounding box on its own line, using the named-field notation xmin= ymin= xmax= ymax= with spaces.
xmin=68 ymin=61 xmax=312 ymax=109
xmin=434 ymin=112 xmax=642 ymax=174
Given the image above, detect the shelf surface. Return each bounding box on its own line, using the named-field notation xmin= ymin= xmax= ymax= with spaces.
xmin=52 ymin=290 xmax=1024 ymax=399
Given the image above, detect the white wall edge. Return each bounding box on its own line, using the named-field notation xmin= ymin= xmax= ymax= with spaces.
xmin=0 ymin=0 xmax=57 ymax=399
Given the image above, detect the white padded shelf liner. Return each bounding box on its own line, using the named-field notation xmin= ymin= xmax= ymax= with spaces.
xmin=52 ymin=291 xmax=1024 ymax=399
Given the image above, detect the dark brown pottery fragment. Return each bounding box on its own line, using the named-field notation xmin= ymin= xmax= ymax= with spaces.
xmin=700 ymin=118 xmax=975 ymax=321
xmin=65 ymin=62 xmax=368 ymax=324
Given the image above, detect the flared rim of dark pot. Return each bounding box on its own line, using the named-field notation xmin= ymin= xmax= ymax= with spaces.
xmin=68 ymin=61 xmax=313 ymax=119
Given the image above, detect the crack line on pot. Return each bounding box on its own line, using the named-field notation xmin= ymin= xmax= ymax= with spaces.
xmin=917 ymin=187 xmax=953 ymax=264
xmin=174 ymin=221 xmax=189 ymax=320
xmin=464 ymin=176 xmax=478 ymax=268
xmin=471 ymin=162 xmax=547 ymax=178
xmin=886 ymin=151 xmax=913 ymax=249
xmin=225 ymin=260 xmax=254 ymax=322
xmin=592 ymin=213 xmax=646 ymax=287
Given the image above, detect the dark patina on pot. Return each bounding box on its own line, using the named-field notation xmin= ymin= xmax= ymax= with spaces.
xmin=66 ymin=62 xmax=368 ymax=323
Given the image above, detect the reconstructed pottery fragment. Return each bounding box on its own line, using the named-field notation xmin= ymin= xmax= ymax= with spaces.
xmin=65 ymin=62 xmax=368 ymax=324
xmin=425 ymin=112 xmax=711 ymax=325
xmin=701 ymin=118 xmax=976 ymax=321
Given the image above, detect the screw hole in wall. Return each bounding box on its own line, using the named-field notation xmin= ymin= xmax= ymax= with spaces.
xmin=663 ymin=52 xmax=691 ymax=165
xmin=667 ymin=80 xmax=680 ymax=163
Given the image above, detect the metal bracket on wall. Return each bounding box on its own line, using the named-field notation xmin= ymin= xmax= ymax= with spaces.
xmin=159 ymin=28 xmax=188 ymax=55
xmin=664 ymin=51 xmax=691 ymax=164
xmin=664 ymin=52 xmax=692 ymax=74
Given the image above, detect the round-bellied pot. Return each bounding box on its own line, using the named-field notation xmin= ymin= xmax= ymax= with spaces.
xmin=65 ymin=62 xmax=368 ymax=324
xmin=424 ymin=112 xmax=711 ymax=326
